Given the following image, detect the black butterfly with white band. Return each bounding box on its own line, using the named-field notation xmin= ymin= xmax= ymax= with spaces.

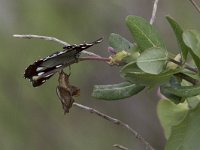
xmin=24 ymin=38 xmax=103 ymax=87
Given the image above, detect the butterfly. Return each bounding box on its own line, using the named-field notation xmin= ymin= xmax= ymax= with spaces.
xmin=24 ymin=38 xmax=103 ymax=87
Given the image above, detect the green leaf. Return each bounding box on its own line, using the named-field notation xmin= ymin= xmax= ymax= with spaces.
xmin=121 ymin=67 xmax=182 ymax=86
xmin=160 ymin=77 xmax=183 ymax=104
xmin=122 ymin=51 xmax=140 ymax=64
xmin=183 ymin=30 xmax=200 ymax=59
xmin=187 ymin=96 xmax=200 ymax=109
xmin=120 ymin=61 xmax=141 ymax=74
xmin=180 ymin=79 xmax=200 ymax=109
xmin=166 ymin=16 xmax=189 ymax=61
xmin=126 ymin=15 xmax=166 ymax=51
xmin=136 ymin=47 xmax=168 ymax=74
xmin=92 ymin=82 xmax=145 ymax=100
xmin=189 ymin=51 xmax=200 ymax=74
xmin=182 ymin=71 xmax=200 ymax=81
xmin=109 ymin=33 xmax=134 ymax=51
xmin=162 ymin=84 xmax=200 ymax=98
xmin=157 ymin=99 xmax=188 ymax=139
xmin=161 ymin=88 xmax=183 ymax=104
xmin=93 ymin=82 xmax=130 ymax=89
xmin=166 ymin=103 xmax=200 ymax=150
xmin=179 ymin=29 xmax=200 ymax=73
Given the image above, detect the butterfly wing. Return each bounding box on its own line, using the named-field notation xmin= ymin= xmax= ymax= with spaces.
xmin=24 ymin=49 xmax=80 ymax=87
xmin=63 ymin=38 xmax=103 ymax=52
xmin=24 ymin=38 xmax=103 ymax=87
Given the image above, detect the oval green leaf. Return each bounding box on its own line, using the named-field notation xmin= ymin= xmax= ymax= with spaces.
xmin=166 ymin=103 xmax=200 ymax=150
xmin=109 ymin=33 xmax=134 ymax=51
xmin=122 ymin=68 xmax=182 ymax=86
xmin=157 ymin=99 xmax=188 ymax=139
xmin=162 ymin=84 xmax=200 ymax=98
xmin=93 ymin=82 xmax=131 ymax=89
xmin=120 ymin=61 xmax=141 ymax=74
xmin=92 ymin=82 xmax=145 ymax=100
xmin=189 ymin=50 xmax=200 ymax=74
xmin=160 ymin=77 xmax=183 ymax=104
xmin=183 ymin=30 xmax=200 ymax=59
xmin=126 ymin=15 xmax=166 ymax=51
xmin=166 ymin=16 xmax=189 ymax=61
xmin=136 ymin=47 xmax=168 ymax=74
xmin=187 ymin=96 xmax=200 ymax=109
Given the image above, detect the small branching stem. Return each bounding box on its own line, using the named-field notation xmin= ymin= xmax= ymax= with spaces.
xmin=150 ymin=0 xmax=159 ymax=24
xmin=73 ymin=102 xmax=155 ymax=150
xmin=79 ymin=56 xmax=110 ymax=62
xmin=168 ymin=58 xmax=199 ymax=84
xmin=13 ymin=34 xmax=70 ymax=46
xmin=13 ymin=34 xmax=102 ymax=58
xmin=175 ymin=73 xmax=200 ymax=85
xmin=168 ymin=58 xmax=198 ymax=73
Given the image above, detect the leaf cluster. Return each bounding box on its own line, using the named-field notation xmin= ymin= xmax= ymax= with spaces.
xmin=92 ymin=15 xmax=200 ymax=102
xmin=92 ymin=15 xmax=200 ymax=149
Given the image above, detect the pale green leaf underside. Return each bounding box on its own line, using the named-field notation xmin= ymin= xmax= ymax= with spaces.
xmin=122 ymin=68 xmax=182 ymax=86
xmin=183 ymin=30 xmax=200 ymax=59
xmin=157 ymin=100 xmax=188 ymax=139
xmin=137 ymin=47 xmax=168 ymax=74
xmin=166 ymin=103 xmax=200 ymax=150
xmin=92 ymin=82 xmax=145 ymax=100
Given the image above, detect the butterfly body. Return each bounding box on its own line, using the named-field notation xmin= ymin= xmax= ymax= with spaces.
xmin=24 ymin=38 xmax=103 ymax=87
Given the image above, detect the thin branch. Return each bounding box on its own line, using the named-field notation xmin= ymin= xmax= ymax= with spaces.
xmin=175 ymin=73 xmax=200 ymax=85
xmin=79 ymin=56 xmax=110 ymax=62
xmin=73 ymin=102 xmax=155 ymax=150
xmin=168 ymin=58 xmax=200 ymax=84
xmin=113 ymin=144 xmax=129 ymax=150
xmin=189 ymin=0 xmax=200 ymax=14
xmin=150 ymin=0 xmax=159 ymax=24
xmin=13 ymin=34 xmax=70 ymax=46
xmin=81 ymin=51 xmax=102 ymax=58
xmin=168 ymin=58 xmax=198 ymax=73
xmin=13 ymin=34 xmax=102 ymax=58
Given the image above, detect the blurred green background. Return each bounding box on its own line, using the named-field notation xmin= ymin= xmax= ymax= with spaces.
xmin=0 ymin=0 xmax=200 ymax=149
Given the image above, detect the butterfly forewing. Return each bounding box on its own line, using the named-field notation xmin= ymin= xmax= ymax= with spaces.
xmin=63 ymin=37 xmax=103 ymax=52
xmin=24 ymin=38 xmax=103 ymax=87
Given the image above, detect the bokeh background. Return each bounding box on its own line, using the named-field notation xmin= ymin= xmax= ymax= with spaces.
xmin=0 ymin=0 xmax=200 ymax=150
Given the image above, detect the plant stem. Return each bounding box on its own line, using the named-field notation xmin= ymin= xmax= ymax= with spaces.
xmin=13 ymin=34 xmax=102 ymax=58
xmin=168 ymin=58 xmax=199 ymax=84
xmin=79 ymin=56 xmax=110 ymax=62
xmin=113 ymin=144 xmax=129 ymax=150
xmin=189 ymin=0 xmax=200 ymax=14
xmin=175 ymin=73 xmax=200 ymax=85
xmin=150 ymin=0 xmax=159 ymax=24
xmin=13 ymin=34 xmax=70 ymax=46
xmin=168 ymin=58 xmax=198 ymax=73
